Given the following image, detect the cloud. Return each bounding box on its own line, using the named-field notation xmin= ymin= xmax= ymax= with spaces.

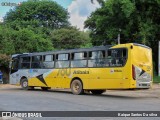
xmin=0 ymin=16 xmax=4 ymax=22
xmin=68 ymin=0 xmax=100 ymax=31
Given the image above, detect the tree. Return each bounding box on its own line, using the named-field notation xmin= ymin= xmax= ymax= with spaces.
xmin=0 ymin=24 xmax=53 ymax=54
xmin=85 ymin=0 xmax=136 ymax=45
xmin=85 ymin=0 xmax=160 ymax=74
xmin=1 ymin=0 xmax=71 ymax=83
xmin=0 ymin=23 xmax=54 ymax=84
xmin=0 ymin=24 xmax=15 ymax=54
xmin=4 ymin=0 xmax=69 ymax=29
xmin=91 ymin=0 xmax=105 ymax=6
xmin=0 ymin=24 xmax=15 ymax=82
xmin=51 ymin=27 xmax=92 ymax=49
xmin=13 ymin=28 xmax=53 ymax=53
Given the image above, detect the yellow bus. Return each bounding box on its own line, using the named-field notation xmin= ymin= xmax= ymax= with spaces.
xmin=10 ymin=43 xmax=152 ymax=95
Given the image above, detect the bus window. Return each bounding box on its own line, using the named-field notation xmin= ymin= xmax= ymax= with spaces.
xmin=88 ymin=51 xmax=105 ymax=67
xmin=32 ymin=56 xmax=42 ymax=62
xmin=107 ymin=49 xmax=127 ymax=67
xmin=72 ymin=52 xmax=87 ymax=60
xmin=31 ymin=56 xmax=42 ymax=69
xmin=71 ymin=52 xmax=87 ymax=68
xmin=56 ymin=53 xmax=69 ymax=68
xmin=12 ymin=58 xmax=19 ymax=70
xmin=43 ymin=55 xmax=55 ymax=69
xmin=20 ymin=57 xmax=30 ymax=69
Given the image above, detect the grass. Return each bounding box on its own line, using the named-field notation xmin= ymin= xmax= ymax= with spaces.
xmin=153 ymin=75 xmax=160 ymax=83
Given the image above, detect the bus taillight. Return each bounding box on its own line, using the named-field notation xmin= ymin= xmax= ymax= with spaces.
xmin=132 ymin=65 xmax=136 ymax=80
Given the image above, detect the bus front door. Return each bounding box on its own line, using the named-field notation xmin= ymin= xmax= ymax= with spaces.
xmin=10 ymin=58 xmax=19 ymax=84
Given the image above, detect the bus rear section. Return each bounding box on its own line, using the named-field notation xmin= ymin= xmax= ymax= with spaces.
xmin=131 ymin=44 xmax=152 ymax=88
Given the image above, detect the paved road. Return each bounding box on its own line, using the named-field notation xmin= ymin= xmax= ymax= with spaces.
xmin=0 ymin=84 xmax=160 ymax=120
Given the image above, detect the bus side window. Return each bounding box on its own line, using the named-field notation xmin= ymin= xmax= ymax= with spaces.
xmin=71 ymin=52 xmax=87 ymax=68
xmin=43 ymin=55 xmax=55 ymax=69
xmin=107 ymin=49 xmax=127 ymax=67
xmin=56 ymin=53 xmax=69 ymax=68
xmin=88 ymin=51 xmax=105 ymax=67
xmin=122 ymin=49 xmax=127 ymax=65
xmin=105 ymin=50 xmax=112 ymax=66
xmin=20 ymin=57 xmax=31 ymax=69
xmin=31 ymin=56 xmax=42 ymax=69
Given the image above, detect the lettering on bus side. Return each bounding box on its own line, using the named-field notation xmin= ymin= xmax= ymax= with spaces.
xmin=57 ymin=68 xmax=71 ymax=76
xmin=114 ymin=70 xmax=122 ymax=72
xmin=110 ymin=69 xmax=122 ymax=73
xmin=73 ymin=70 xmax=89 ymax=74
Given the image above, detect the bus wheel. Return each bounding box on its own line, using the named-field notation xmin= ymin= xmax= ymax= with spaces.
xmin=41 ymin=87 xmax=51 ymax=91
xmin=21 ymin=78 xmax=29 ymax=90
xmin=91 ymin=90 xmax=106 ymax=95
xmin=71 ymin=79 xmax=84 ymax=95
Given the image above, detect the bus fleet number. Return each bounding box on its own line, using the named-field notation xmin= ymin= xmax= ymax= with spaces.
xmin=57 ymin=69 xmax=71 ymax=76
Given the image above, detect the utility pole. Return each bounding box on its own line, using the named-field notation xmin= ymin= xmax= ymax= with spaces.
xmin=118 ymin=28 xmax=121 ymax=44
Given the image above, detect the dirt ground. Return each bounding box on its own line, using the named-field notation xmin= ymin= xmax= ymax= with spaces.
xmin=0 ymin=83 xmax=160 ymax=98
xmin=105 ymin=83 xmax=160 ymax=98
xmin=0 ymin=84 xmax=20 ymax=89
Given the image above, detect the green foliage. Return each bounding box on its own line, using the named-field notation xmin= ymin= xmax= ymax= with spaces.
xmin=0 ymin=24 xmax=15 ymax=54
xmin=0 ymin=54 xmax=11 ymax=67
xmin=85 ymin=0 xmax=160 ymax=74
xmin=80 ymin=31 xmax=92 ymax=48
xmin=13 ymin=28 xmax=53 ymax=53
xmin=0 ymin=24 xmax=53 ymax=54
xmin=4 ymin=0 xmax=69 ymax=29
xmin=91 ymin=0 xmax=105 ymax=6
xmin=85 ymin=0 xmax=160 ymax=45
xmin=85 ymin=0 xmax=136 ymax=45
xmin=1 ymin=0 xmax=70 ymax=67
xmin=153 ymin=76 xmax=160 ymax=83
xmin=51 ymin=27 xmax=92 ymax=49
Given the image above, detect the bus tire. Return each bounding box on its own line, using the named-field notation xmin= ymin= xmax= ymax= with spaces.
xmin=71 ymin=79 xmax=84 ymax=95
xmin=21 ymin=78 xmax=29 ymax=90
xmin=41 ymin=87 xmax=51 ymax=91
xmin=91 ymin=90 xmax=106 ymax=95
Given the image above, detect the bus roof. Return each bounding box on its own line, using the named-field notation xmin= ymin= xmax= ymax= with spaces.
xmin=12 ymin=43 xmax=151 ymax=58
xmin=112 ymin=43 xmax=151 ymax=49
xmin=12 ymin=45 xmax=112 ymax=58
xmin=133 ymin=43 xmax=151 ymax=49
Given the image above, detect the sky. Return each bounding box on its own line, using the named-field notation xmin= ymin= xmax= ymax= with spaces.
xmin=0 ymin=0 xmax=100 ymax=30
